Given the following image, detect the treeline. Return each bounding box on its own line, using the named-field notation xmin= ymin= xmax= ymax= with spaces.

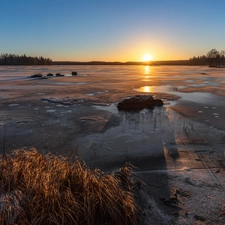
xmin=0 ymin=53 xmax=53 ymax=65
xmin=206 ymin=49 xmax=225 ymax=67
xmin=54 ymin=60 xmax=200 ymax=66
xmin=189 ymin=55 xmax=207 ymax=65
xmin=190 ymin=49 xmax=225 ymax=67
xmin=53 ymin=61 xmax=148 ymax=65
xmin=53 ymin=60 xmax=194 ymax=66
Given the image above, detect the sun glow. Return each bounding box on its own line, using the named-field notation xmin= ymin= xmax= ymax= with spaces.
xmin=142 ymin=53 xmax=152 ymax=62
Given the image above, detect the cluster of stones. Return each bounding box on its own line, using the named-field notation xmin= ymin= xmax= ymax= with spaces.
xmin=117 ymin=95 xmax=163 ymax=111
xmin=30 ymin=71 xmax=77 ymax=78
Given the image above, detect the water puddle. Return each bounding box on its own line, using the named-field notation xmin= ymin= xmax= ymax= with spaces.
xmin=8 ymin=104 xmax=19 ymax=107
xmin=39 ymin=81 xmax=75 ymax=85
xmin=188 ymin=84 xmax=206 ymax=87
xmin=75 ymin=82 xmax=87 ymax=85
xmin=177 ymin=92 xmax=224 ymax=106
xmin=63 ymin=74 xmax=72 ymax=77
xmin=213 ymin=113 xmax=219 ymax=118
xmin=77 ymin=99 xmax=85 ymax=103
xmin=97 ymin=90 xmax=109 ymax=94
xmin=134 ymin=85 xmax=225 ymax=106
xmin=93 ymin=104 xmax=118 ymax=114
xmin=46 ymin=109 xmax=56 ymax=113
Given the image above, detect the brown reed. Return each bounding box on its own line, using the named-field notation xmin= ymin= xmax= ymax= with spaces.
xmin=0 ymin=148 xmax=137 ymax=225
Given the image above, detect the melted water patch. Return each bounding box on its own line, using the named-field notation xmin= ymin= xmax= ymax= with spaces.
xmin=203 ymin=81 xmax=219 ymax=86
xmin=188 ymin=84 xmax=206 ymax=87
xmin=97 ymin=90 xmax=109 ymax=94
xmin=213 ymin=113 xmax=219 ymax=118
xmin=9 ymin=104 xmax=19 ymax=107
xmin=134 ymin=85 xmax=225 ymax=108
xmin=39 ymin=81 xmax=75 ymax=85
xmin=93 ymin=104 xmax=118 ymax=114
xmin=176 ymin=92 xmax=223 ymax=105
xmin=75 ymin=82 xmax=87 ymax=85
xmin=46 ymin=109 xmax=56 ymax=113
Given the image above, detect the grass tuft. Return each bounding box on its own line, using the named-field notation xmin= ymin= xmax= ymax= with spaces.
xmin=0 ymin=148 xmax=137 ymax=225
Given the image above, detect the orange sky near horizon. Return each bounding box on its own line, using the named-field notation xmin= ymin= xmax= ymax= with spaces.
xmin=52 ymin=43 xmax=195 ymax=62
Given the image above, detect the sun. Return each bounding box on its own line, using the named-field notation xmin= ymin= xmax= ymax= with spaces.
xmin=142 ymin=53 xmax=153 ymax=62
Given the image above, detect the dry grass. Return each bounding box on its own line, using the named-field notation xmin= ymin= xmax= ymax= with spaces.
xmin=0 ymin=148 xmax=137 ymax=225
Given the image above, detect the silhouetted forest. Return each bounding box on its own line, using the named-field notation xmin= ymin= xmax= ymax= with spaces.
xmin=0 ymin=53 xmax=52 ymax=65
xmin=189 ymin=55 xmax=207 ymax=65
xmin=206 ymin=49 xmax=225 ymax=67
xmin=53 ymin=60 xmax=203 ymax=66
xmin=53 ymin=60 xmax=195 ymax=66
xmin=189 ymin=49 xmax=225 ymax=67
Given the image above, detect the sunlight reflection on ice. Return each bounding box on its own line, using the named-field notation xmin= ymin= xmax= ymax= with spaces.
xmin=134 ymin=85 xmax=171 ymax=93
xmin=144 ymin=66 xmax=150 ymax=74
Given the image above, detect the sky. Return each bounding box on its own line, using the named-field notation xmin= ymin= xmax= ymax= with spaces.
xmin=1 ymin=0 xmax=225 ymax=62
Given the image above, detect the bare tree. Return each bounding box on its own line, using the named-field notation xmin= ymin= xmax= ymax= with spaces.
xmin=207 ymin=49 xmax=220 ymax=67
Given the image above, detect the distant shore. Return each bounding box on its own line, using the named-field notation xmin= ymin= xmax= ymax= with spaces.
xmin=52 ymin=60 xmax=207 ymax=66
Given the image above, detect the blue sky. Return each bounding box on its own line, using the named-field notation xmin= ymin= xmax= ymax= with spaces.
xmin=1 ymin=0 xmax=225 ymax=61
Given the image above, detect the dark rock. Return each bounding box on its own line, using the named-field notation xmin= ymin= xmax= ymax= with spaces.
xmin=39 ymin=77 xmax=48 ymax=79
xmin=154 ymin=99 xmax=164 ymax=106
xmin=47 ymin=73 xmax=54 ymax=76
xmin=72 ymin=71 xmax=77 ymax=75
xmin=55 ymin=73 xmax=64 ymax=76
xmin=139 ymin=95 xmax=155 ymax=108
xmin=117 ymin=96 xmax=146 ymax=110
xmin=30 ymin=73 xmax=42 ymax=78
xmin=117 ymin=95 xmax=163 ymax=111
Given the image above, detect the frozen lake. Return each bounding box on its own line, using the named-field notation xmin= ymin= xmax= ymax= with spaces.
xmin=1 ymin=65 xmax=225 ymax=108
xmin=1 ymin=65 xmax=225 ymax=224
xmin=1 ymin=65 xmax=225 ymax=81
